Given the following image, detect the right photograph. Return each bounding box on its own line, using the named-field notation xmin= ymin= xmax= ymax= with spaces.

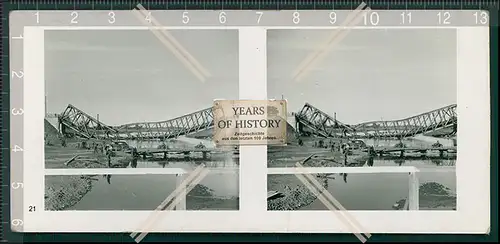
xmin=266 ymin=29 xmax=457 ymax=211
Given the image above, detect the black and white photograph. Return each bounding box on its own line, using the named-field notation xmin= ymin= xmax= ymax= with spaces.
xmin=43 ymin=29 xmax=240 ymax=211
xmin=266 ymin=29 xmax=457 ymax=211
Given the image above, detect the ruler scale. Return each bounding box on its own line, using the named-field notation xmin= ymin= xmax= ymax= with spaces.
xmin=3 ymin=10 xmax=494 ymax=27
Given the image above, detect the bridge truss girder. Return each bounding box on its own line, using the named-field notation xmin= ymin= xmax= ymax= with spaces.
xmin=295 ymin=103 xmax=356 ymax=138
xmin=114 ymin=107 xmax=213 ymax=140
xmin=58 ymin=104 xmax=119 ymax=140
xmin=58 ymin=104 xmax=214 ymax=141
xmin=352 ymin=104 xmax=457 ymax=139
xmin=295 ymin=103 xmax=457 ymax=140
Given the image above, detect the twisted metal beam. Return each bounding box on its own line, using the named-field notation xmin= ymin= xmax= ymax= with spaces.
xmin=295 ymin=103 xmax=457 ymax=139
xmin=58 ymin=104 xmax=119 ymax=139
xmin=58 ymin=104 xmax=213 ymax=141
xmin=59 ymin=102 xmax=457 ymax=141
xmin=295 ymin=103 xmax=356 ymax=138
xmin=115 ymin=107 xmax=213 ymax=140
xmin=352 ymin=104 xmax=457 ymax=139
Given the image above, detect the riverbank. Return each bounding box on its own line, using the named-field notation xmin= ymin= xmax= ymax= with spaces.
xmin=267 ymin=142 xmax=457 ymax=211
xmin=268 ymin=144 xmax=369 ymax=168
xmin=268 ymin=175 xmax=329 ymax=210
xmin=45 ymin=175 xmax=95 ymax=211
xmin=267 ymin=144 xmax=370 ymax=210
xmin=187 ymin=197 xmax=239 ymax=210
xmin=44 ymin=143 xmax=133 ymax=211
xmin=186 ymin=184 xmax=239 ymax=210
xmin=393 ymin=182 xmax=457 ymax=210
xmin=45 ymin=143 xmax=238 ymax=211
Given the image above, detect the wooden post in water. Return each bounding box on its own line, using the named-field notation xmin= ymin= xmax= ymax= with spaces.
xmin=175 ymin=174 xmax=187 ymax=210
xmin=408 ymin=172 xmax=419 ymax=210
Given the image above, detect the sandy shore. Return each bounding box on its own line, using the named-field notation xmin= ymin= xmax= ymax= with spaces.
xmin=44 ymin=143 xmax=133 ymax=211
xmin=44 ymin=143 xmax=238 ymax=211
xmin=267 ymin=143 xmax=456 ymax=211
xmin=267 ymin=144 xmax=369 ymax=210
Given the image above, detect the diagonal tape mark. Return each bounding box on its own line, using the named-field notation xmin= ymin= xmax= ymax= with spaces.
xmin=294 ymin=173 xmax=368 ymax=242
xmin=295 ymin=161 xmax=371 ymax=243
xmin=295 ymin=8 xmax=373 ymax=82
xmin=130 ymin=168 xmax=204 ymax=238
xmin=130 ymin=165 xmax=206 ymax=233
xmin=131 ymin=9 xmax=206 ymax=82
xmin=130 ymin=165 xmax=207 ymax=239
xmin=291 ymin=2 xmax=367 ymax=79
xmin=293 ymin=4 xmax=373 ymax=82
xmin=295 ymin=8 xmax=371 ymax=81
xmin=135 ymin=4 xmax=211 ymax=78
xmin=133 ymin=168 xmax=210 ymax=243
xmin=295 ymin=7 xmax=373 ymax=82
xmin=131 ymin=167 xmax=210 ymax=242
xmin=131 ymin=5 xmax=208 ymax=82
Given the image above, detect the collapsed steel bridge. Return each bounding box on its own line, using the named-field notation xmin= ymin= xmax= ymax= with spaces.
xmin=58 ymin=104 xmax=120 ymax=139
xmin=295 ymin=103 xmax=457 ymax=139
xmin=294 ymin=103 xmax=356 ymax=138
xmin=58 ymin=104 xmax=213 ymax=140
xmin=57 ymin=102 xmax=457 ymax=141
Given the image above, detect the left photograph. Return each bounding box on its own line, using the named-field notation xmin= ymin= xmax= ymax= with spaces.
xmin=43 ymin=29 xmax=240 ymax=211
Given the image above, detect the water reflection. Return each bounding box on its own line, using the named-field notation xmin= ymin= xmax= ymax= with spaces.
xmin=69 ymin=173 xmax=239 ymax=210
xmin=274 ymin=156 xmax=456 ymax=211
xmin=394 ymin=159 xmax=404 ymax=166
xmin=129 ymin=158 xmax=239 ymax=169
xmin=130 ymin=158 xmax=138 ymax=168
xmin=104 ymin=174 xmax=111 ymax=184
xmin=317 ymin=154 xmax=456 ymax=187
xmin=367 ymin=156 xmax=374 ymax=166
xmin=364 ymin=156 xmax=455 ymax=167
xmin=430 ymin=159 xmax=455 ymax=166
xmin=318 ymin=173 xmax=349 ymax=183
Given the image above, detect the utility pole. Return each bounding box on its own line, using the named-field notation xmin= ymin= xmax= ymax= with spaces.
xmin=44 ymin=80 xmax=48 ymax=117
xmin=45 ymin=94 xmax=47 ymax=117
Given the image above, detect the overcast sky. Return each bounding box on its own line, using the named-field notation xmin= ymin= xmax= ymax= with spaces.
xmin=45 ymin=30 xmax=239 ymax=125
xmin=45 ymin=29 xmax=456 ymax=126
xmin=267 ymin=29 xmax=457 ymax=125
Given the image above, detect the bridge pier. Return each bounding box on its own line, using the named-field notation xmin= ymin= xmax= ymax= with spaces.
xmin=439 ymin=150 xmax=444 ymax=158
xmin=202 ymin=152 xmax=208 ymax=159
xmin=163 ymin=152 xmax=167 ymax=159
xmin=399 ymin=151 xmax=404 ymax=158
xmin=142 ymin=153 xmax=147 ymax=160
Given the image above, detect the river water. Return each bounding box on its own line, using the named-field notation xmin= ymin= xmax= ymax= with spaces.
xmin=300 ymin=158 xmax=456 ymax=210
xmin=68 ymin=135 xmax=455 ymax=211
xmin=68 ymin=159 xmax=240 ymax=211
